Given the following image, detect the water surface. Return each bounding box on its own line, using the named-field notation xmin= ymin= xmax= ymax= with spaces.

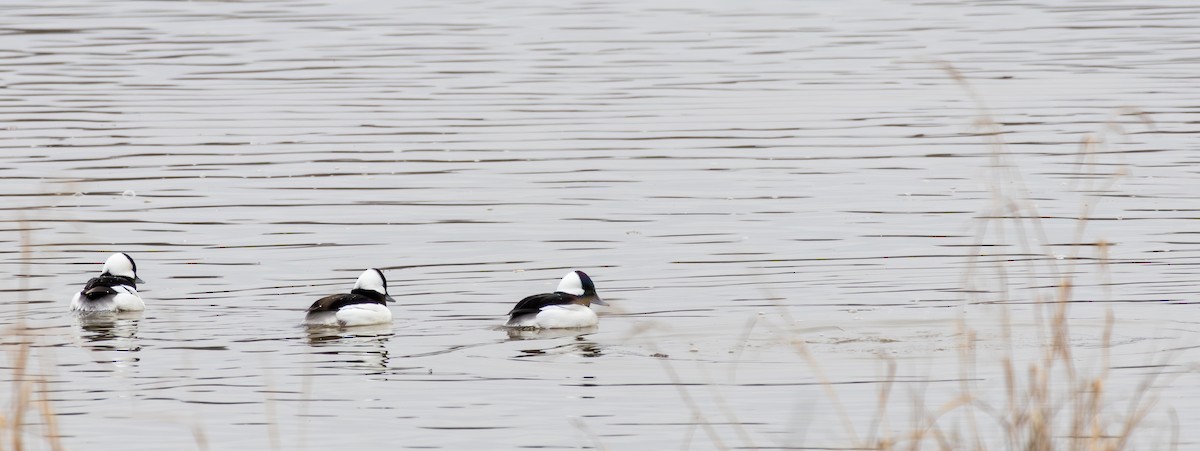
xmin=3 ymin=0 xmax=1200 ymax=448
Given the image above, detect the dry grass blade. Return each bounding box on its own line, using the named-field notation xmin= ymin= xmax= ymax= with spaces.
xmin=761 ymin=63 xmax=1177 ymax=451
xmin=570 ymin=417 xmax=609 ymax=451
xmin=9 ymin=340 xmax=31 ymax=451
xmin=35 ymin=378 xmax=63 ymax=451
xmin=653 ymin=351 xmax=730 ymax=451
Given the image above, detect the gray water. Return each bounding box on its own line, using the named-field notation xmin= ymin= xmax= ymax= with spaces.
xmin=3 ymin=0 xmax=1200 ymax=449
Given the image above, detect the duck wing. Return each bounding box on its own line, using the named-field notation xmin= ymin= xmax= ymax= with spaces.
xmin=81 ymin=276 xmax=130 ymax=300
xmin=507 ymin=292 xmax=574 ymax=317
xmin=306 ymin=293 xmax=377 ymax=313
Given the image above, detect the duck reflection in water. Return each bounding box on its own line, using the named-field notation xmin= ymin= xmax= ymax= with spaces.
xmin=74 ymin=311 xmax=143 ymax=355
xmin=505 ymin=325 xmax=597 ymax=341
xmin=505 ymin=327 xmax=603 ymax=358
xmin=306 ymin=323 xmax=393 ymax=372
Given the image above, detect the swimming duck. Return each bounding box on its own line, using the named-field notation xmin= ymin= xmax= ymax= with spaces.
xmin=505 ymin=270 xmax=606 ymax=328
xmin=304 ymin=268 xmax=394 ymax=327
xmin=70 ymin=253 xmax=146 ymax=313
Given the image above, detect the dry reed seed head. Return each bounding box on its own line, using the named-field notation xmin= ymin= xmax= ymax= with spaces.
xmin=629 ymin=323 xmax=653 ymax=336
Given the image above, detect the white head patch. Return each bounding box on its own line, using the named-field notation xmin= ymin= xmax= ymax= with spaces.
xmin=555 ymin=271 xmax=584 ymax=296
xmin=103 ymin=253 xmax=137 ymax=278
xmin=354 ymin=268 xmax=388 ymax=295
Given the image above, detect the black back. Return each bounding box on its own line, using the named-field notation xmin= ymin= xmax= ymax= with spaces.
xmin=307 ymin=289 xmax=387 ymax=313
xmin=80 ymin=275 xmax=137 ymax=300
xmin=506 ymin=292 xmax=576 ymax=318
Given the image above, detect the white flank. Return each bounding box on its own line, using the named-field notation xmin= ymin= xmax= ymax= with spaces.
xmin=336 ymin=303 xmax=392 ymax=327
xmin=510 ymin=304 xmax=598 ymax=329
xmin=303 ymin=310 xmax=339 ymax=327
xmin=70 ymin=286 xmax=144 ymax=313
xmin=306 ymin=303 xmax=392 ymax=328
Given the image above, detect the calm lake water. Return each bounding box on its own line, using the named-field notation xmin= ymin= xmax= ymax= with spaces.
xmin=3 ymin=0 xmax=1200 ymax=449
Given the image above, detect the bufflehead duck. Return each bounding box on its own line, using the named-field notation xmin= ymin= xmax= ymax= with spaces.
xmin=304 ymin=268 xmax=394 ymax=327
xmin=505 ymin=270 xmax=607 ymax=328
xmin=70 ymin=253 xmax=146 ymax=313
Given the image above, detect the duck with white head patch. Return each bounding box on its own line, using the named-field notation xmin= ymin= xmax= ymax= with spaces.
xmin=304 ymin=268 xmax=394 ymax=327
xmin=70 ymin=253 xmax=146 ymax=313
xmin=505 ymin=270 xmax=607 ymax=329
